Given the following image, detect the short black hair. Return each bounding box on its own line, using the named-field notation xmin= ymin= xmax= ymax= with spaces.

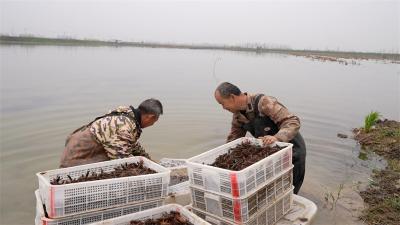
xmin=139 ymin=98 xmax=163 ymax=116
xmin=216 ymin=82 xmax=241 ymax=98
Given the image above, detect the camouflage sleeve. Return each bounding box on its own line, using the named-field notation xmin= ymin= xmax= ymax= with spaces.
xmin=90 ymin=115 xmax=140 ymax=159
xmin=258 ymin=96 xmax=300 ymax=142
xmin=227 ymin=113 xmax=247 ymax=143
xmin=131 ymin=142 xmax=151 ymax=159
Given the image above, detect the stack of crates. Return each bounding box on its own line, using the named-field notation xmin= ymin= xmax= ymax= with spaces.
xmin=186 ymin=137 xmax=294 ymax=225
xmin=35 ymin=156 xmax=170 ymax=225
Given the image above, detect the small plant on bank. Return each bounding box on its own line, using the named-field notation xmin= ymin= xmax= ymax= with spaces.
xmin=364 ymin=111 xmax=381 ymax=133
xmin=323 ymin=183 xmax=344 ymax=210
xmin=389 ymin=197 xmax=400 ymax=210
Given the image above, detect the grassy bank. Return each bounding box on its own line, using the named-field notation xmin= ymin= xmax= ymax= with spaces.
xmin=1 ymin=35 xmax=399 ymax=62
xmin=353 ymin=118 xmax=400 ymax=225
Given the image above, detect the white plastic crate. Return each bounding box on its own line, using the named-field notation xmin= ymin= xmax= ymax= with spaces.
xmin=35 ymin=190 xmax=164 ymax=225
xmin=37 ymin=156 xmax=170 ymax=218
xmin=187 ymin=137 xmax=292 ymax=199
xmin=190 ymin=169 xmax=293 ymax=223
xmin=167 ymin=166 xmax=190 ymax=195
xmin=87 ymin=204 xmax=211 ymax=225
xmin=190 ymin=189 xmax=293 ymax=225
xmin=168 ymin=181 xmax=190 ymax=195
xmin=159 ymin=158 xmax=187 ymax=169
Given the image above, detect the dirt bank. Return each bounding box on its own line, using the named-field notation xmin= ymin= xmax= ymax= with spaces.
xmin=353 ymin=119 xmax=400 ymax=225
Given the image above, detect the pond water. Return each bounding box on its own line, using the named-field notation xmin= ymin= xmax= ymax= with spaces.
xmin=0 ymin=45 xmax=398 ymax=225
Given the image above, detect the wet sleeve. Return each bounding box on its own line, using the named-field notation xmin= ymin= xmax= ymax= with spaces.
xmin=258 ymin=96 xmax=300 ymax=142
xmin=131 ymin=142 xmax=151 ymax=159
xmin=227 ymin=114 xmax=247 ymax=142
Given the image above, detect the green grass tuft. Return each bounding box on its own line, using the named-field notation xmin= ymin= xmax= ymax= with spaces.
xmin=364 ymin=111 xmax=381 ymax=133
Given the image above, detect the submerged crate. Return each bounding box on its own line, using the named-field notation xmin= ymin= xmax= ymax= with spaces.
xmin=190 ymin=189 xmax=293 ymax=225
xmin=190 ymin=169 xmax=293 ymax=223
xmin=88 ymin=204 xmax=211 ymax=225
xmin=35 ymin=190 xmax=164 ymax=225
xmin=37 ymin=156 xmax=170 ymax=218
xmin=187 ymin=137 xmax=292 ymax=198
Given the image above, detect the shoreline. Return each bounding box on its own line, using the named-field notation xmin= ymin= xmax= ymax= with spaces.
xmin=1 ymin=35 xmax=399 ymax=62
xmin=353 ymin=119 xmax=400 ymax=225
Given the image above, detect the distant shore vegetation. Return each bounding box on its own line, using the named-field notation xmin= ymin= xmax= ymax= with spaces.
xmin=1 ymin=34 xmax=399 ymax=63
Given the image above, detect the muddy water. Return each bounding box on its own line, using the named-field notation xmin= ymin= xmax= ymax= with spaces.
xmin=0 ymin=45 xmax=398 ymax=225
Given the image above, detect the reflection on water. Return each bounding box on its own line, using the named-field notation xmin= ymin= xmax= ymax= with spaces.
xmin=0 ymin=45 xmax=399 ymax=225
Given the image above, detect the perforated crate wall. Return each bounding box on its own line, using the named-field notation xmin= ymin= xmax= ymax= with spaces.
xmin=187 ymin=137 xmax=292 ymax=199
xmin=190 ymin=169 xmax=292 ymax=223
xmin=35 ymin=190 xmax=164 ymax=225
xmin=190 ymin=189 xmax=293 ymax=225
xmin=87 ymin=204 xmax=211 ymax=225
xmin=37 ymin=156 xmax=170 ymax=218
xmin=168 ymin=181 xmax=190 ymax=195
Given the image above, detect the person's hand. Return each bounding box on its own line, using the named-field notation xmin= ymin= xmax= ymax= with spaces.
xmin=259 ymin=135 xmax=278 ymax=146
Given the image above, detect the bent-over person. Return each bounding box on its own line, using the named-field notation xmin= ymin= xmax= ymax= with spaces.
xmin=60 ymin=98 xmax=163 ymax=168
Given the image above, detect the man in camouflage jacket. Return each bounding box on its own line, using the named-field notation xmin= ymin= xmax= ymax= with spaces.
xmin=60 ymin=98 xmax=163 ymax=168
xmin=215 ymin=82 xmax=306 ymax=194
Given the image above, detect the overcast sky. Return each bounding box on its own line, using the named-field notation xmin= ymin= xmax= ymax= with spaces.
xmin=0 ymin=0 xmax=399 ymax=53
